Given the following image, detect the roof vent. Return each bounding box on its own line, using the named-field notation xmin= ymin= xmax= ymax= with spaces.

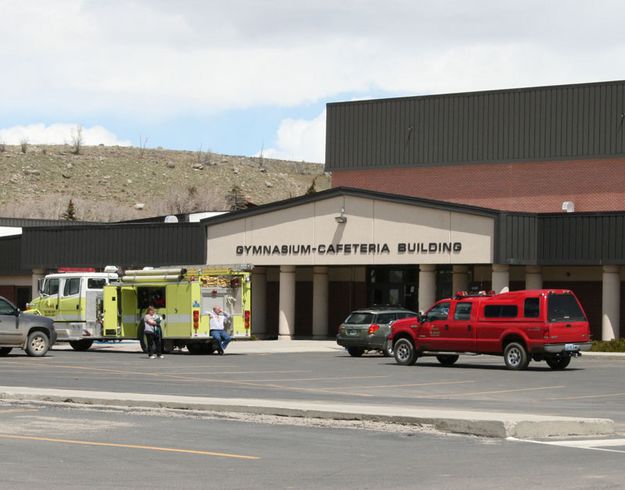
xmin=561 ymin=201 xmax=575 ymax=213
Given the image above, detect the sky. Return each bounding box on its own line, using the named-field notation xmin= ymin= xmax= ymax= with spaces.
xmin=2 ymin=0 xmax=625 ymax=164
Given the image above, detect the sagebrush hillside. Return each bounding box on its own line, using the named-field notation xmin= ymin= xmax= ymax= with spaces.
xmin=0 ymin=144 xmax=330 ymax=221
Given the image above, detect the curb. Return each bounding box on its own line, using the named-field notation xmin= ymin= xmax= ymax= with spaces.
xmin=0 ymin=386 xmax=614 ymax=439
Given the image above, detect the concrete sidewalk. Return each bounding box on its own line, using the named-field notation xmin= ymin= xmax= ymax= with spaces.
xmin=0 ymin=385 xmax=614 ymax=440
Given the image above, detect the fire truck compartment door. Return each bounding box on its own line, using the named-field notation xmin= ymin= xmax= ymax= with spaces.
xmin=102 ymin=286 xmax=120 ymax=335
xmin=121 ymin=287 xmax=139 ymax=338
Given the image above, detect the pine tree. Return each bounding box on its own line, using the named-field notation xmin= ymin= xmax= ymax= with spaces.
xmin=225 ymin=185 xmax=247 ymax=211
xmin=62 ymin=199 xmax=77 ymax=221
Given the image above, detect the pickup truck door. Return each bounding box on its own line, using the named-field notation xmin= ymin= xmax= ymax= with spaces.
xmin=445 ymin=301 xmax=476 ymax=351
xmin=0 ymin=298 xmax=20 ymax=345
xmin=420 ymin=301 xmax=451 ymax=350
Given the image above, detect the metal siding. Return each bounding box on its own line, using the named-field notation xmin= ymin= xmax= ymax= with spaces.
xmin=0 ymin=236 xmax=25 ymax=274
xmin=21 ymin=224 xmax=206 ymax=269
xmin=325 ymin=81 xmax=625 ymax=171
xmin=533 ymin=214 xmax=625 ymax=265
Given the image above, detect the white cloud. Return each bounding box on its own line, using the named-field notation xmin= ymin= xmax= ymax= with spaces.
xmin=263 ymin=110 xmax=326 ymax=163
xmin=2 ymin=1 xmax=625 ymax=160
xmin=0 ymin=123 xmax=131 ymax=146
xmin=2 ymin=0 xmax=625 ymax=119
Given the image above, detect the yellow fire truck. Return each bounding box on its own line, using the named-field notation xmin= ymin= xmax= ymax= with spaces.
xmin=101 ymin=266 xmax=252 ymax=354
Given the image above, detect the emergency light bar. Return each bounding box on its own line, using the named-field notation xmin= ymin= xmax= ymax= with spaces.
xmin=455 ymin=290 xmax=495 ymax=298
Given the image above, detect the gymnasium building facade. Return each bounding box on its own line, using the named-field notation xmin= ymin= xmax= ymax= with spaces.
xmin=1 ymin=80 xmax=624 ymax=341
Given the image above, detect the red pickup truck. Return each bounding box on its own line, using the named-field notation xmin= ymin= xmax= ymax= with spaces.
xmin=388 ymin=289 xmax=592 ymax=370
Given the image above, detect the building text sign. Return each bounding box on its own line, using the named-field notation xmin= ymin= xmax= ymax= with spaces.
xmin=236 ymin=242 xmax=462 ymax=256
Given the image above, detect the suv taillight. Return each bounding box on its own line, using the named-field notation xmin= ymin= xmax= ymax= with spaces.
xmin=368 ymin=324 xmax=380 ymax=335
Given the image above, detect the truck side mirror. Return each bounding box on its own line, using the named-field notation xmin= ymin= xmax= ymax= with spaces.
xmin=14 ymin=308 xmax=21 ymax=317
xmin=38 ymin=278 xmax=43 ymax=294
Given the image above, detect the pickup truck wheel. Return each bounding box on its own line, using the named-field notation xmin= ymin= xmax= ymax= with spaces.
xmin=382 ymin=340 xmax=394 ymax=357
xmin=69 ymin=339 xmax=94 ymax=351
xmin=0 ymin=347 xmax=12 ymax=356
xmin=26 ymin=331 xmax=50 ymax=357
xmin=503 ymin=342 xmax=530 ymax=370
xmin=436 ymin=354 xmax=459 ymax=366
xmin=347 ymin=347 xmax=364 ymax=357
xmin=546 ymin=355 xmax=571 ymax=370
xmin=394 ymin=338 xmax=417 ymax=366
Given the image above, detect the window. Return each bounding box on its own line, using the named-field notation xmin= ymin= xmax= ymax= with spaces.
xmin=426 ymin=302 xmax=450 ymax=321
xmin=88 ymin=278 xmax=107 ymax=289
xmin=42 ymin=278 xmax=59 ymax=295
xmin=547 ymin=293 xmax=586 ymax=322
xmin=397 ymin=312 xmax=417 ymax=319
xmin=524 ymin=298 xmax=540 ymax=318
xmin=484 ymin=304 xmax=518 ymax=318
xmin=345 ymin=313 xmax=374 ymax=325
xmin=454 ymin=302 xmax=472 ymax=320
xmin=63 ymin=278 xmax=81 ymax=296
xmin=0 ymin=298 xmax=15 ymax=315
xmin=376 ymin=313 xmax=396 ymax=325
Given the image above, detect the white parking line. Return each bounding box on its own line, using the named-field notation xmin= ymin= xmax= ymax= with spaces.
xmin=508 ymin=437 xmax=625 ymax=454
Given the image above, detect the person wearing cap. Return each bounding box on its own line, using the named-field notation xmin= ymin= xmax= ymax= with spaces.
xmin=208 ymin=306 xmax=231 ymax=354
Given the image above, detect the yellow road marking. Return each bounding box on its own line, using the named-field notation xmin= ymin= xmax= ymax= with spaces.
xmin=426 ymin=385 xmax=565 ymax=398
xmin=546 ymin=392 xmax=625 ymax=401
xmin=0 ymin=434 xmax=259 ymax=459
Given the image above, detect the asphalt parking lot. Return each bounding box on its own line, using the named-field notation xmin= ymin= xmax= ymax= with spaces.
xmin=1 ymin=342 xmax=624 ymax=430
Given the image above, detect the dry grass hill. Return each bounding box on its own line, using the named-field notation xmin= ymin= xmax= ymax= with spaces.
xmin=0 ymin=144 xmax=330 ymax=222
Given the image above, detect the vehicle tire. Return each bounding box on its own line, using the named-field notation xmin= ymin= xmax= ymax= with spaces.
xmin=0 ymin=347 xmax=12 ymax=356
xmin=545 ymin=355 xmax=571 ymax=370
xmin=503 ymin=342 xmax=530 ymax=370
xmin=186 ymin=343 xmax=203 ymax=355
xmin=394 ymin=338 xmax=417 ymax=366
xmin=436 ymin=354 xmax=459 ymax=366
xmin=69 ymin=339 xmax=94 ymax=351
xmin=382 ymin=339 xmax=394 ymax=357
xmin=346 ymin=347 xmax=364 ymax=357
xmin=25 ymin=331 xmax=50 ymax=357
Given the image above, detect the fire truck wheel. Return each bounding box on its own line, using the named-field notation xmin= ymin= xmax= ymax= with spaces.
xmin=186 ymin=343 xmax=203 ymax=355
xmin=0 ymin=347 xmax=12 ymax=356
xmin=69 ymin=339 xmax=94 ymax=351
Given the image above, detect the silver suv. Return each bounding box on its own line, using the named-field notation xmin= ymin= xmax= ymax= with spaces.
xmin=336 ymin=306 xmax=417 ymax=357
xmin=0 ymin=296 xmax=56 ymax=357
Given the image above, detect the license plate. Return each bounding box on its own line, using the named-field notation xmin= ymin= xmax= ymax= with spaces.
xmin=347 ymin=330 xmax=358 ymax=336
xmin=564 ymin=343 xmax=579 ymax=351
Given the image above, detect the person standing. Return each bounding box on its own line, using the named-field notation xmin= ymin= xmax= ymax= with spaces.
xmin=144 ymin=305 xmax=163 ymax=359
xmin=208 ymin=306 xmax=232 ymax=355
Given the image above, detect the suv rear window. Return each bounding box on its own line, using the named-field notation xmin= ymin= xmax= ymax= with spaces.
xmin=345 ymin=313 xmax=374 ymax=325
xmin=547 ymin=293 xmax=586 ymax=322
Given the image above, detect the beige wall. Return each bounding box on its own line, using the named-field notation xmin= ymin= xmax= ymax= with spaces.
xmin=0 ymin=275 xmax=32 ymax=287
xmin=206 ymin=196 xmax=495 ymax=266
